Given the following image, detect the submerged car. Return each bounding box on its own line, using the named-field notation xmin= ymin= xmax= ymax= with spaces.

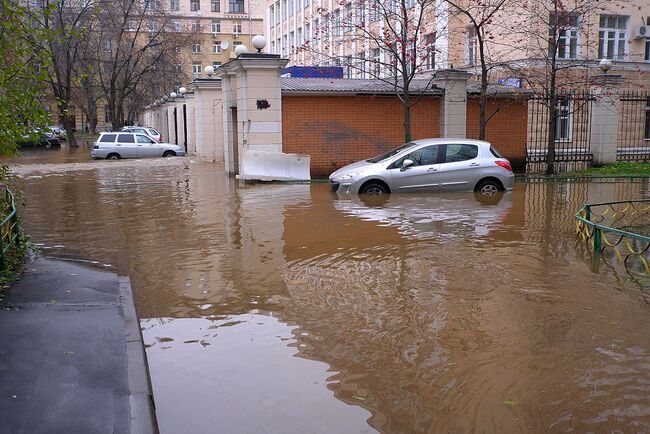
xmin=18 ymin=129 xmax=62 ymax=148
xmin=47 ymin=125 xmax=67 ymax=140
xmin=91 ymin=132 xmax=185 ymax=159
xmin=329 ymin=138 xmax=514 ymax=197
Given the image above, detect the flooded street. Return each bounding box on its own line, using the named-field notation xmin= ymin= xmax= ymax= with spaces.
xmin=9 ymin=145 xmax=650 ymax=433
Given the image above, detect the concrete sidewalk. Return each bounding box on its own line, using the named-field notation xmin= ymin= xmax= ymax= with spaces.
xmin=0 ymin=257 xmax=157 ymax=434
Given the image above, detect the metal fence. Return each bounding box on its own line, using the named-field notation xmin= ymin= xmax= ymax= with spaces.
xmin=617 ymin=91 xmax=650 ymax=162
xmin=0 ymin=187 xmax=20 ymax=269
xmin=575 ymin=199 xmax=650 ymax=275
xmin=526 ymin=92 xmax=594 ymax=167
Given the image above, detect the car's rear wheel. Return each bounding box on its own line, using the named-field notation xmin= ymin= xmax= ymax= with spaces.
xmin=475 ymin=179 xmax=502 ymax=197
xmin=107 ymin=153 xmax=121 ymax=160
xmin=163 ymin=151 xmax=176 ymax=157
xmin=360 ymin=181 xmax=389 ymax=196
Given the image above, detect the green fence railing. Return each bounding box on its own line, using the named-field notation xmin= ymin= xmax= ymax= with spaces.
xmin=575 ymin=199 xmax=650 ymax=274
xmin=0 ymin=186 xmax=20 ymax=269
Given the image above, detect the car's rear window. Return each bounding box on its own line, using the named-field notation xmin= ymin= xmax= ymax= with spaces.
xmin=490 ymin=146 xmax=504 ymax=158
xmin=117 ymin=134 xmax=135 ymax=143
xmin=148 ymin=128 xmax=159 ymax=135
xmin=100 ymin=134 xmax=117 ymax=143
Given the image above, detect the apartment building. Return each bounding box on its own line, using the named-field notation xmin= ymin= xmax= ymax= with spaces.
xmin=165 ymin=0 xmax=265 ymax=78
xmin=264 ymin=0 xmax=445 ymax=78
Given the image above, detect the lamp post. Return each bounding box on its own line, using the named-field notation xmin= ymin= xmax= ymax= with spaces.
xmin=170 ymin=91 xmax=178 ymax=145
xmin=179 ymin=86 xmax=187 ymax=152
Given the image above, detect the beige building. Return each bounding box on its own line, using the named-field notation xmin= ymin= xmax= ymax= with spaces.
xmin=169 ymin=0 xmax=265 ymax=77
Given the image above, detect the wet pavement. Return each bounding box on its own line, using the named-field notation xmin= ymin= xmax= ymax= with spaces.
xmin=8 ymin=145 xmax=650 ymax=433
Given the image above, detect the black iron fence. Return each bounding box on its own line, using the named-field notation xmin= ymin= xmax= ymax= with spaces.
xmin=618 ymin=91 xmax=650 ymax=162
xmin=526 ymin=92 xmax=594 ymax=168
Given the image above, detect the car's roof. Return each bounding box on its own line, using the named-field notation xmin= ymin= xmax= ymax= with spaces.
xmin=410 ymin=138 xmax=491 ymax=147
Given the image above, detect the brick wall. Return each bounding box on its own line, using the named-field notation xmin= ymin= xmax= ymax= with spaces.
xmin=466 ymin=98 xmax=528 ymax=171
xmin=282 ymin=94 xmax=527 ymax=178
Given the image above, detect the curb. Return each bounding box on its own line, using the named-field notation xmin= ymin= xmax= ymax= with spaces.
xmin=118 ymin=276 xmax=159 ymax=434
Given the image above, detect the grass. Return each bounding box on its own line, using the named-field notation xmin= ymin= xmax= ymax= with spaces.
xmin=521 ymin=162 xmax=650 ymax=179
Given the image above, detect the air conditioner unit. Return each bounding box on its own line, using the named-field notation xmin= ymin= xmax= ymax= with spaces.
xmin=233 ymin=32 xmax=239 ymax=38
xmin=633 ymin=25 xmax=650 ymax=39
xmin=212 ymin=32 xmax=218 ymax=37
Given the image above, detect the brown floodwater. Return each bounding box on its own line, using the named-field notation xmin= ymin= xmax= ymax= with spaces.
xmin=8 ymin=146 xmax=650 ymax=433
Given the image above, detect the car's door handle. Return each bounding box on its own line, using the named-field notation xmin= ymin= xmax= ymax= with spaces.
xmin=427 ymin=167 xmax=437 ymax=172
xmin=470 ymin=163 xmax=480 ymax=167
xmin=137 ymin=145 xmax=143 ymax=147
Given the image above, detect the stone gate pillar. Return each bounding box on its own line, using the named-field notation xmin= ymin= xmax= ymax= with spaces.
xmin=435 ymin=70 xmax=471 ymax=138
xmin=216 ymin=52 xmax=289 ymax=177
xmin=191 ymin=77 xmax=223 ymax=161
xmin=185 ymin=92 xmax=196 ymax=154
xmin=590 ymin=74 xmax=623 ymax=166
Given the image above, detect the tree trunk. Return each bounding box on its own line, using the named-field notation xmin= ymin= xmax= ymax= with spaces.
xmin=546 ymin=86 xmax=557 ymax=175
xmin=58 ymin=102 xmax=78 ymax=147
xmin=479 ymin=68 xmax=488 ymax=140
xmin=403 ymin=90 xmax=411 ymax=143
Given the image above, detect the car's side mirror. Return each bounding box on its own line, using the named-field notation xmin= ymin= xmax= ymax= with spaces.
xmin=400 ymin=159 xmax=414 ymax=171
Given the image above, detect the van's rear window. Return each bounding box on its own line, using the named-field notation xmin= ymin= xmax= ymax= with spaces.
xmin=100 ymin=134 xmax=117 ymax=143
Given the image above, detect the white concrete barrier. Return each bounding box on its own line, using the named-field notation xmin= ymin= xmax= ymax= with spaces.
xmin=238 ymin=149 xmax=311 ymax=181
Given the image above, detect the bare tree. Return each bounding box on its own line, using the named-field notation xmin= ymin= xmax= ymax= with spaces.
xmin=92 ymin=0 xmax=189 ymax=129
xmin=501 ymin=0 xmax=624 ymax=174
xmin=444 ymin=0 xmax=515 ymax=140
xmin=299 ymin=0 xmax=443 ymax=142
xmin=25 ymin=0 xmax=96 ymax=146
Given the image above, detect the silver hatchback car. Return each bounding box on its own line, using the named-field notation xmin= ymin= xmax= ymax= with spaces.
xmin=329 ymin=138 xmax=514 ymax=196
xmin=91 ymin=132 xmax=185 ymax=159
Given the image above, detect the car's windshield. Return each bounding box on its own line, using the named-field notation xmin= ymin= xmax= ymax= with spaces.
xmin=367 ymin=142 xmax=417 ymax=164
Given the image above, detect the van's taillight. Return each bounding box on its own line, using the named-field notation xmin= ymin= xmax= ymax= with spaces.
xmin=495 ymin=160 xmax=512 ymax=172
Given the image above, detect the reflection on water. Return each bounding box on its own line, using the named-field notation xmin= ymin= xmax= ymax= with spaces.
xmin=10 ymin=148 xmax=650 ymax=433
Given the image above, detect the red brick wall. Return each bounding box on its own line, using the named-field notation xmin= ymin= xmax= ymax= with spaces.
xmin=282 ymin=94 xmax=527 ymax=178
xmin=466 ymin=98 xmax=528 ymax=171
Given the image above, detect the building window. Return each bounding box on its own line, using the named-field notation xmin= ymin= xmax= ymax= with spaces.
xmin=145 ymin=0 xmax=160 ymax=11
xmin=191 ymin=21 xmax=201 ymax=32
xmin=233 ymin=40 xmax=242 ymax=46
xmin=305 ymin=23 xmax=310 ymax=42
xmin=332 ymin=9 xmax=341 ymax=36
xmin=304 ymin=0 xmax=309 ymax=7
xmin=356 ymin=2 xmax=365 ymax=25
xmin=190 ymin=0 xmax=200 ymax=11
xmin=233 ymin=21 xmax=242 ymax=33
xmin=282 ymin=0 xmax=287 ymax=20
xmin=212 ymin=40 xmax=222 ymax=53
xmin=355 ymin=51 xmax=365 ymax=78
xmin=598 ymin=15 xmax=628 ymax=60
xmin=271 ymin=40 xmax=276 ymax=53
xmin=192 ymin=43 xmax=201 ymax=53
xmin=126 ymin=20 xmax=137 ymax=31
xmin=555 ymin=98 xmax=572 ymax=142
xmin=275 ymin=1 xmax=280 ymax=24
xmin=289 ymin=31 xmax=294 ymax=51
xmin=282 ymin=35 xmax=287 ymax=56
xmin=171 ymin=21 xmax=181 ymax=32
xmin=370 ymin=0 xmax=380 ymax=22
xmin=424 ymin=33 xmax=435 ymax=70
xmin=289 ymin=0 xmax=293 ymax=15
xmin=213 ymin=61 xmax=222 ymax=67
xmin=371 ymin=47 xmax=380 ymax=77
xmin=211 ymin=0 xmax=219 ymax=11
xmin=192 ymin=63 xmax=202 ymax=77
xmin=269 ymin=5 xmax=274 ymax=27
xmin=211 ymin=20 xmax=221 ymax=34
xmin=645 ymin=38 xmax=650 ymax=61
xmin=175 ymin=63 xmax=182 ymax=73
xmin=229 ymin=0 xmax=244 ymax=13
xmin=170 ymin=0 xmax=179 ymax=10
xmin=645 ymin=97 xmax=650 ymax=140
xmin=297 ymin=27 xmax=303 ymax=47
xmin=550 ymin=13 xmax=579 ymax=60
xmin=465 ymin=27 xmax=477 ymax=66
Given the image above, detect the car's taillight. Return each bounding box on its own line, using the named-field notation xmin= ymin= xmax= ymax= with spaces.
xmin=159 ymin=137 xmax=163 ymax=142
xmin=495 ymin=160 xmax=512 ymax=172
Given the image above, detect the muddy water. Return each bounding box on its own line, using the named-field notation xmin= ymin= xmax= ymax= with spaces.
xmin=10 ymin=147 xmax=650 ymax=433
